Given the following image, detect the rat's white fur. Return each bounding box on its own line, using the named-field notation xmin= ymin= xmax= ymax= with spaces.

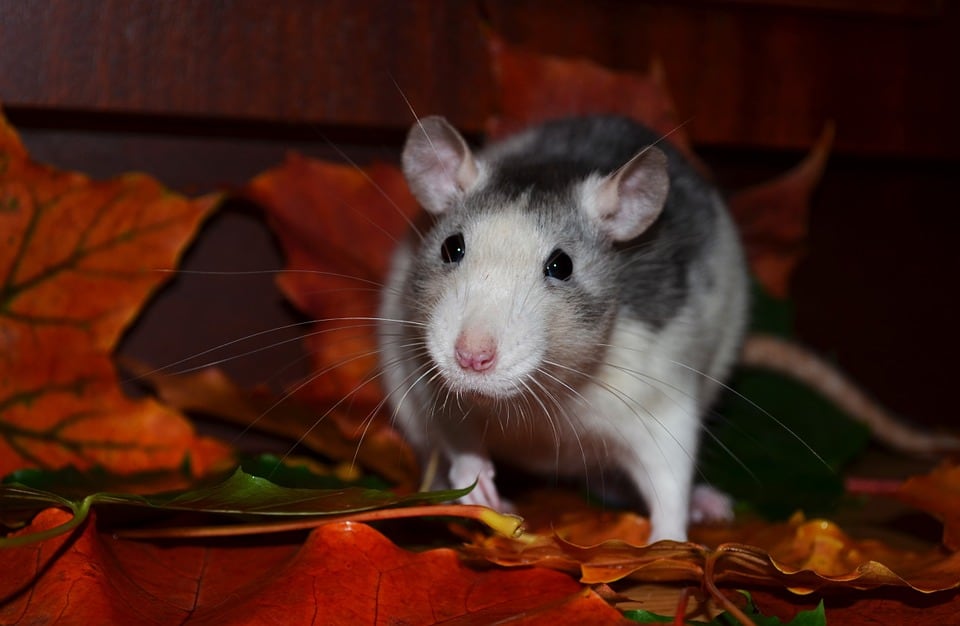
xmin=425 ymin=210 xmax=549 ymax=397
xmin=380 ymin=116 xmax=748 ymax=542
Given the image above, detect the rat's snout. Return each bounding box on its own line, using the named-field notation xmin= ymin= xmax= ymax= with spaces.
xmin=454 ymin=330 xmax=498 ymax=372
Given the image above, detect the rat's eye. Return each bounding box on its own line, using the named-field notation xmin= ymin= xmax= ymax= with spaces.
xmin=441 ymin=233 xmax=465 ymax=264
xmin=544 ymin=248 xmax=573 ymax=281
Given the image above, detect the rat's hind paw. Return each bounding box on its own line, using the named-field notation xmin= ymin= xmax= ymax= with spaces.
xmin=689 ymin=484 xmax=734 ymax=523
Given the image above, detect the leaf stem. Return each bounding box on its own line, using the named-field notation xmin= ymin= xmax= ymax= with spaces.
xmin=116 ymin=504 xmax=523 ymax=539
xmin=704 ymin=545 xmax=757 ymax=626
xmin=0 ymin=497 xmax=92 ymax=548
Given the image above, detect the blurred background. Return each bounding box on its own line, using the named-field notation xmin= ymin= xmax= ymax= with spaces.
xmin=1 ymin=0 xmax=956 ymax=435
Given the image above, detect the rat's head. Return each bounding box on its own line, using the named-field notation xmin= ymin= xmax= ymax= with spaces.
xmin=400 ymin=116 xmax=669 ymax=401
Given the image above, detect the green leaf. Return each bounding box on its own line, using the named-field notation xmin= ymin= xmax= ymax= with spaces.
xmin=623 ymin=595 xmax=827 ymax=625
xmin=237 ymin=453 xmax=390 ymax=490
xmin=155 ymin=467 xmax=468 ymax=515
xmin=0 ymin=460 xmax=474 ymax=547
xmin=743 ymin=277 xmax=797 ymax=337
xmin=3 ymin=464 xmax=192 ymax=499
xmin=0 ymin=479 xmax=99 ymax=547
xmin=782 ymin=601 xmax=827 ymax=626
xmin=623 ymin=609 xmax=675 ymax=623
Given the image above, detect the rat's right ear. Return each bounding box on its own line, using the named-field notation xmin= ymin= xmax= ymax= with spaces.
xmin=585 ymin=146 xmax=669 ymax=242
xmin=401 ymin=116 xmax=479 ymax=215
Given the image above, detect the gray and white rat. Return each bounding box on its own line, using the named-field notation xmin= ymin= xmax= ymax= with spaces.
xmin=378 ymin=115 xmax=749 ymax=542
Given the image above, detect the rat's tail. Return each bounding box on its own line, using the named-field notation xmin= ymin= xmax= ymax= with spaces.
xmin=740 ymin=333 xmax=960 ymax=455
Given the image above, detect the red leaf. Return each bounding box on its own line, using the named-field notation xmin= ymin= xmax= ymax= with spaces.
xmin=0 ymin=107 xmax=232 ymax=478
xmin=897 ymin=462 xmax=960 ymax=551
xmin=751 ymin=587 xmax=960 ymax=625
xmin=486 ymin=33 xmax=699 ymax=164
xmin=244 ymin=155 xmax=420 ymax=468
xmin=136 ymin=364 xmax=419 ymax=487
xmin=729 ymin=123 xmax=835 ymax=298
xmin=0 ymin=509 xmax=628 ymax=625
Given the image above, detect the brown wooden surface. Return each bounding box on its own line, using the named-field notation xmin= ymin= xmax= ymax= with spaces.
xmin=485 ymin=0 xmax=959 ymax=158
xmin=0 ymin=0 xmax=494 ymax=130
xmin=2 ymin=0 xmax=958 ymax=157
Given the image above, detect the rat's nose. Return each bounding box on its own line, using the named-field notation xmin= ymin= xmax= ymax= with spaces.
xmin=454 ymin=331 xmax=497 ymax=372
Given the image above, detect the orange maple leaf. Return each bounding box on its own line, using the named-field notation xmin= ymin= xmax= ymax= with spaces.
xmin=485 ymin=33 xmax=697 ymax=164
xmin=897 ymin=462 xmax=960 ymax=551
xmin=0 ymin=509 xmax=626 ymax=625
xmin=244 ymin=155 xmax=420 ymax=474
xmin=729 ymin=124 xmax=835 ymax=298
xmin=0 ymin=107 xmax=232 ymax=478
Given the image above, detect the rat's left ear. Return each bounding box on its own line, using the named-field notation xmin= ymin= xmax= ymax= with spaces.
xmin=401 ymin=116 xmax=479 ymax=215
xmin=585 ymin=147 xmax=669 ymax=242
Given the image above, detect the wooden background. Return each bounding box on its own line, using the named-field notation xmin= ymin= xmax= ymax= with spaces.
xmin=2 ymin=0 xmax=957 ymax=431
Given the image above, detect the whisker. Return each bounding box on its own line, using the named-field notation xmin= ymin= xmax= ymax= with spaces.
xmin=268 ymin=345 xmax=400 ymax=469
xmin=543 ymin=358 xmax=695 ymax=495
xmin=520 ymin=376 xmax=563 ymax=452
xmin=345 ymin=353 xmax=439 ymax=473
xmin=668 ymin=359 xmax=831 ymax=470
xmin=124 ymin=318 xmax=321 ymax=381
xmin=315 ymin=132 xmax=423 ymax=243
xmin=236 ymin=343 xmax=387 ymax=446
xmin=129 ymin=316 xmax=425 ymax=382
xmin=527 ymin=372 xmax=593 ymax=489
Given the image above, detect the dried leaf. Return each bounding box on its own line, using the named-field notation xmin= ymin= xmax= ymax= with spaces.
xmin=897 ymin=462 xmax=960 ymax=551
xmin=0 ymin=511 xmax=625 ymax=625
xmin=728 ymin=124 xmax=834 ymax=298
xmin=751 ymin=587 xmax=960 ymax=625
xmin=132 ymin=363 xmax=419 ymax=488
xmin=709 ymin=524 xmax=960 ymax=595
xmin=616 ymin=583 xmax=728 ymax=623
xmin=0 ymin=107 xmax=231 ymax=478
xmin=486 ymin=33 xmax=698 ymax=164
xmin=464 ymin=506 xmax=960 ymax=597
xmin=513 ymin=488 xmax=653 ymax=546
xmin=244 ymin=155 xmax=419 ymax=469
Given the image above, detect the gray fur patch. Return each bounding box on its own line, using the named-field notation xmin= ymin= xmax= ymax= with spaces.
xmin=478 ymin=116 xmax=719 ymax=330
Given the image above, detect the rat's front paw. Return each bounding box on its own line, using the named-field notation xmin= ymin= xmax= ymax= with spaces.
xmin=449 ymin=454 xmax=507 ymax=510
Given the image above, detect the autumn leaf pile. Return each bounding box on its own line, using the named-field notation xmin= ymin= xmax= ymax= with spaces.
xmin=3 ymin=36 xmax=960 ymax=625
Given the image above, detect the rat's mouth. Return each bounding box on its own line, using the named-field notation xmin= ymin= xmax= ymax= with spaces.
xmin=440 ymin=371 xmax=527 ymax=403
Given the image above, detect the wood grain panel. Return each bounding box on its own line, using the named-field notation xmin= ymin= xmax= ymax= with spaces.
xmin=0 ymin=0 xmax=493 ymax=129
xmin=483 ymin=0 xmax=960 ymax=157
xmin=3 ymin=1 xmax=957 ymax=156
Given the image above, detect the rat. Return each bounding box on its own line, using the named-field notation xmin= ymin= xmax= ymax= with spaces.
xmin=377 ymin=114 xmax=749 ymax=542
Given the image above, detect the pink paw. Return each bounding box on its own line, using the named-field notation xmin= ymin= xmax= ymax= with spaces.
xmin=449 ymin=454 xmax=511 ymax=511
xmin=689 ymin=484 xmax=734 ymax=524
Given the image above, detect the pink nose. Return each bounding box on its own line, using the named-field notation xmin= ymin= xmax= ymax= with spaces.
xmin=455 ymin=332 xmax=497 ymax=372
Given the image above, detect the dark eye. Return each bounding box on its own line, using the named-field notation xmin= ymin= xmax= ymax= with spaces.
xmin=544 ymin=248 xmax=573 ymax=281
xmin=441 ymin=233 xmax=465 ymax=263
